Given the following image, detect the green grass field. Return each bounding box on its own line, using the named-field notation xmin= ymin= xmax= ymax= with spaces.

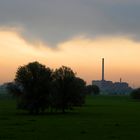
xmin=0 ymin=95 xmax=140 ymax=140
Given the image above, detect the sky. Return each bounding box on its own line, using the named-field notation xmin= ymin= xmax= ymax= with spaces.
xmin=0 ymin=0 xmax=140 ymax=87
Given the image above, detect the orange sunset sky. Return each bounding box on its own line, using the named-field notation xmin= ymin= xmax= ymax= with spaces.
xmin=0 ymin=29 xmax=140 ymax=87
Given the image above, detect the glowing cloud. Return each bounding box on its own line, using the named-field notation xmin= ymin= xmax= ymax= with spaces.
xmin=0 ymin=29 xmax=140 ymax=87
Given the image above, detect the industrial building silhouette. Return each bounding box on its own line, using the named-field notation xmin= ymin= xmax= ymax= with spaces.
xmin=92 ymin=58 xmax=132 ymax=94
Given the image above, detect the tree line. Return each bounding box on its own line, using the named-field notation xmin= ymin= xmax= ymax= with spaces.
xmin=6 ymin=62 xmax=87 ymax=114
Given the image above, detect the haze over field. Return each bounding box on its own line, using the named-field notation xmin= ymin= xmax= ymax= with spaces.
xmin=0 ymin=0 xmax=140 ymax=87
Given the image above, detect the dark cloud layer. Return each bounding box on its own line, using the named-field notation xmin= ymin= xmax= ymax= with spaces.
xmin=0 ymin=0 xmax=140 ymax=44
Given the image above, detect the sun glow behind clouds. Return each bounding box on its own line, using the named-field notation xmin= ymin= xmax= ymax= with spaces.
xmin=0 ymin=29 xmax=140 ymax=87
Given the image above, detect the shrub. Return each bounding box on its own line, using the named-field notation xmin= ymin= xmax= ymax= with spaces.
xmin=131 ymin=88 xmax=140 ymax=100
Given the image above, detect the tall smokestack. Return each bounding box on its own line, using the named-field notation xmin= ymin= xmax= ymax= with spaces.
xmin=102 ymin=58 xmax=104 ymax=81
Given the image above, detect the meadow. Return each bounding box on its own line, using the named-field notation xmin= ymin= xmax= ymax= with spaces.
xmin=0 ymin=95 xmax=140 ymax=140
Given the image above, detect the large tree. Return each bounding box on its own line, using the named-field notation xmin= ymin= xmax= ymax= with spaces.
xmin=52 ymin=66 xmax=86 ymax=113
xmin=7 ymin=63 xmax=86 ymax=114
xmin=10 ymin=61 xmax=53 ymax=114
xmin=71 ymin=77 xmax=86 ymax=106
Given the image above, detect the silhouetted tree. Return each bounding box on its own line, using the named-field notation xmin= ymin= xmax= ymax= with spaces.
xmin=12 ymin=62 xmax=53 ymax=114
xmin=52 ymin=66 xmax=86 ymax=113
xmin=7 ymin=62 xmax=86 ymax=114
xmin=71 ymin=77 xmax=86 ymax=106
xmin=131 ymin=88 xmax=140 ymax=100
xmin=86 ymin=85 xmax=100 ymax=95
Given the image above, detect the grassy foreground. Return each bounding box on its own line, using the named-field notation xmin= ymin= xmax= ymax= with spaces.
xmin=0 ymin=96 xmax=140 ymax=140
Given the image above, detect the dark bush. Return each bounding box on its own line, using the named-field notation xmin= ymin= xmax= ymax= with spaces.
xmin=86 ymin=85 xmax=100 ymax=95
xmin=131 ymin=88 xmax=140 ymax=100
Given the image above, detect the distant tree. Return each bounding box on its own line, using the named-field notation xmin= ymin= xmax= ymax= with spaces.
xmin=10 ymin=61 xmax=53 ymax=114
xmin=86 ymin=85 xmax=100 ymax=95
xmin=131 ymin=88 xmax=140 ymax=100
xmin=6 ymin=82 xmax=22 ymax=97
xmin=52 ymin=66 xmax=86 ymax=113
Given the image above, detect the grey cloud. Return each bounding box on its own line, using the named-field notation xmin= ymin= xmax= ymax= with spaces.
xmin=0 ymin=0 xmax=140 ymax=44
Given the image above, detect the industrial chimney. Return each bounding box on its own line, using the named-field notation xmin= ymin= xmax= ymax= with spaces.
xmin=102 ymin=58 xmax=104 ymax=81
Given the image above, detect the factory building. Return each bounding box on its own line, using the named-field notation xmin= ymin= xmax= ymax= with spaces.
xmin=92 ymin=58 xmax=132 ymax=95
